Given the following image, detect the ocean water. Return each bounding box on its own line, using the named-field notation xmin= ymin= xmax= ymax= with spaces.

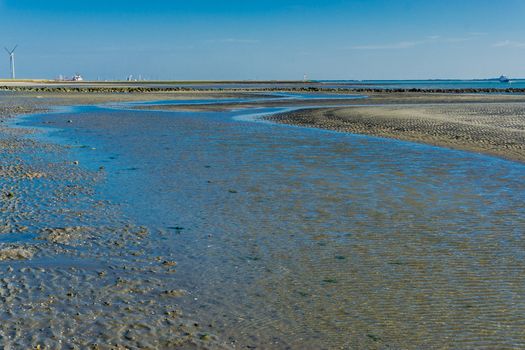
xmin=318 ymin=79 xmax=525 ymax=90
xmin=19 ymin=97 xmax=525 ymax=348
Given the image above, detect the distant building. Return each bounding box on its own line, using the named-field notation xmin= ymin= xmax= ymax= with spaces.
xmin=72 ymin=74 xmax=84 ymax=81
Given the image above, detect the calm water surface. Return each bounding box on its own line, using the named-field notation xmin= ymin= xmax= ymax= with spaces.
xmin=318 ymin=79 xmax=525 ymax=90
xmin=22 ymin=99 xmax=525 ymax=349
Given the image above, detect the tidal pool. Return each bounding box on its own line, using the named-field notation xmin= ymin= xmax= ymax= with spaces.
xmin=18 ymin=97 xmax=525 ymax=349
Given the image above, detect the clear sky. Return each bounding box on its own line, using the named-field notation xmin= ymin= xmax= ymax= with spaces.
xmin=0 ymin=0 xmax=524 ymax=80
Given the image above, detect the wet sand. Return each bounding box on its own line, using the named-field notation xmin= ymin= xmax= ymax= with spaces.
xmin=267 ymin=103 xmax=525 ymax=163
xmin=0 ymin=96 xmax=228 ymax=348
xmin=128 ymin=90 xmax=525 ymax=163
xmin=0 ymin=90 xmax=272 ymax=107
xmin=30 ymin=96 xmax=525 ymax=349
xmin=134 ymin=91 xmax=525 ymax=112
xmin=1 ymin=89 xmax=525 ymax=348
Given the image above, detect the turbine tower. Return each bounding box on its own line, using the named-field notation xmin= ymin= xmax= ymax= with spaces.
xmin=5 ymin=45 xmax=18 ymax=80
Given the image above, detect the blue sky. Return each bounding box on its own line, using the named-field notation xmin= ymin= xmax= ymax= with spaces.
xmin=0 ymin=0 xmax=524 ymax=80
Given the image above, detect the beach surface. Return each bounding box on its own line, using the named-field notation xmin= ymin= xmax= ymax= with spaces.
xmin=1 ymin=88 xmax=525 ymax=349
xmin=134 ymin=91 xmax=525 ymax=111
xmin=0 ymin=92 xmax=234 ymax=349
xmin=126 ymin=90 xmax=525 ymax=163
xmin=267 ymin=103 xmax=525 ymax=163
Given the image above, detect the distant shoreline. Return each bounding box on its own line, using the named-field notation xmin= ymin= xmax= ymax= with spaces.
xmin=2 ymin=84 xmax=525 ymax=94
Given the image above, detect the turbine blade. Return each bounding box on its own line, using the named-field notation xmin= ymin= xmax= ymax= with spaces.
xmin=12 ymin=45 xmax=18 ymax=52
xmin=4 ymin=47 xmax=10 ymax=54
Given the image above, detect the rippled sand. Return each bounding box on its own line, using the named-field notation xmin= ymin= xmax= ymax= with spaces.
xmin=269 ymin=103 xmax=525 ymax=163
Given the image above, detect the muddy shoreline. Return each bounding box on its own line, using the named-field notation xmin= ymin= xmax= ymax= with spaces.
xmin=0 ymin=95 xmax=227 ymax=349
xmin=1 ymin=90 xmax=525 ymax=348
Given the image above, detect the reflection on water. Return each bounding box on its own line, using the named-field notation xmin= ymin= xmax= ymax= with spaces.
xmin=25 ymin=100 xmax=525 ymax=349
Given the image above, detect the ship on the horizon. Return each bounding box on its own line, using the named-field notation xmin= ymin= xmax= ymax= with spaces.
xmin=499 ymin=75 xmax=510 ymax=83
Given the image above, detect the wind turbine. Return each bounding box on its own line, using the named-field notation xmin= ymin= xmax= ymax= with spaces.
xmin=5 ymin=45 xmax=18 ymax=79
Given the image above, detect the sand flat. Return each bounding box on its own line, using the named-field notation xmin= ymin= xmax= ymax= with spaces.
xmin=268 ymin=103 xmax=525 ymax=163
xmin=132 ymin=92 xmax=525 ymax=112
xmin=1 ymin=89 xmax=525 ymax=348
